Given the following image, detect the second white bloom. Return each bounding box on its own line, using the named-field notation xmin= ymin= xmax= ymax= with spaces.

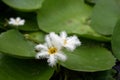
xmin=8 ymin=17 xmax=25 ymax=26
xmin=60 ymin=31 xmax=81 ymax=51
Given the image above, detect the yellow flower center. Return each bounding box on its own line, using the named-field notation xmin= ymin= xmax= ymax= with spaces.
xmin=64 ymin=39 xmax=67 ymax=45
xmin=48 ymin=47 xmax=57 ymax=54
xmin=16 ymin=20 xmax=19 ymax=24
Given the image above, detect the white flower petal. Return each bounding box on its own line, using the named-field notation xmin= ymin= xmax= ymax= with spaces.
xmin=49 ymin=32 xmax=62 ymax=50
xmin=56 ymin=52 xmax=67 ymax=61
xmin=35 ymin=44 xmax=48 ymax=51
xmin=45 ymin=35 xmax=52 ymax=48
xmin=19 ymin=20 xmax=25 ymax=25
xmin=9 ymin=18 xmax=15 ymax=24
xmin=36 ymin=52 xmax=49 ymax=59
xmin=65 ymin=44 xmax=76 ymax=51
xmin=10 ymin=18 xmax=15 ymax=21
xmin=62 ymin=35 xmax=81 ymax=51
xmin=8 ymin=21 xmax=13 ymax=25
xmin=16 ymin=17 xmax=21 ymax=21
xmin=47 ymin=54 xmax=57 ymax=67
xmin=72 ymin=35 xmax=81 ymax=46
xmin=60 ymin=31 xmax=67 ymax=39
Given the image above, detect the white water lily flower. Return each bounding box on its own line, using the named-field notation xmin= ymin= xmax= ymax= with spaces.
xmin=8 ymin=17 xmax=25 ymax=26
xmin=35 ymin=32 xmax=67 ymax=67
xmin=60 ymin=31 xmax=81 ymax=51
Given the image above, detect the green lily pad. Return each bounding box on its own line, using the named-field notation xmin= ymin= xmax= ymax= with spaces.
xmin=0 ymin=29 xmax=36 ymax=58
xmin=115 ymin=0 xmax=120 ymax=8
xmin=0 ymin=54 xmax=54 ymax=80
xmin=24 ymin=31 xmax=45 ymax=43
xmin=60 ymin=46 xmax=115 ymax=72
xmin=112 ymin=19 xmax=120 ymax=60
xmin=91 ymin=0 xmax=119 ymax=35
xmin=2 ymin=0 xmax=44 ymax=11
xmin=37 ymin=0 xmax=111 ymax=41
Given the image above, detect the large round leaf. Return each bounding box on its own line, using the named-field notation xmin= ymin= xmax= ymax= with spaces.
xmin=91 ymin=0 xmax=119 ymax=35
xmin=0 ymin=54 xmax=54 ymax=80
xmin=115 ymin=0 xmax=120 ymax=8
xmin=0 ymin=29 xmax=36 ymax=58
xmin=37 ymin=0 xmax=110 ymax=41
xmin=60 ymin=46 xmax=115 ymax=72
xmin=112 ymin=19 xmax=120 ymax=60
xmin=2 ymin=0 xmax=44 ymax=11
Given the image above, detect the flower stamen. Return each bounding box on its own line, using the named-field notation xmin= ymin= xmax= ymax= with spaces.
xmin=48 ymin=47 xmax=57 ymax=54
xmin=64 ymin=39 xmax=67 ymax=45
